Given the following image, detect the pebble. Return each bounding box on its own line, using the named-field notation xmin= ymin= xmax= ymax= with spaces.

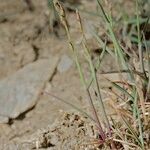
xmin=57 ymin=54 xmax=73 ymax=73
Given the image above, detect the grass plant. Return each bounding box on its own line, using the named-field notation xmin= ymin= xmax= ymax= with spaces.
xmin=46 ymin=0 xmax=149 ymax=149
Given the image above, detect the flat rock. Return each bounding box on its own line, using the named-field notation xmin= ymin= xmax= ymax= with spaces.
xmin=0 ymin=57 xmax=59 ymax=123
xmin=57 ymin=54 xmax=73 ymax=73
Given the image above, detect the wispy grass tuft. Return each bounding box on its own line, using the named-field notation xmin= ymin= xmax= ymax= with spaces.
xmin=46 ymin=0 xmax=149 ymax=149
xmin=53 ymin=0 xmax=109 ymax=145
xmin=95 ymin=0 xmax=149 ymax=149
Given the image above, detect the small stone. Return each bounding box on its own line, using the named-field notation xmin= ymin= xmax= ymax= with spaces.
xmin=57 ymin=54 xmax=73 ymax=73
xmin=0 ymin=57 xmax=59 ymax=123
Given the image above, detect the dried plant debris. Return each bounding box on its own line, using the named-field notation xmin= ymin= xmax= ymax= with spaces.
xmin=20 ymin=112 xmax=101 ymax=150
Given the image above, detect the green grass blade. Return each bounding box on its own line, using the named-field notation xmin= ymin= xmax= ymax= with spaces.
xmin=44 ymin=91 xmax=96 ymax=123
xmin=109 ymin=80 xmax=134 ymax=101
xmin=122 ymin=116 xmax=143 ymax=148
xmin=91 ymin=29 xmax=115 ymax=57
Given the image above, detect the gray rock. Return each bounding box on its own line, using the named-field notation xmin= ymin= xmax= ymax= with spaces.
xmin=0 ymin=116 xmax=9 ymax=124
xmin=0 ymin=57 xmax=59 ymax=123
xmin=57 ymin=54 xmax=73 ymax=73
